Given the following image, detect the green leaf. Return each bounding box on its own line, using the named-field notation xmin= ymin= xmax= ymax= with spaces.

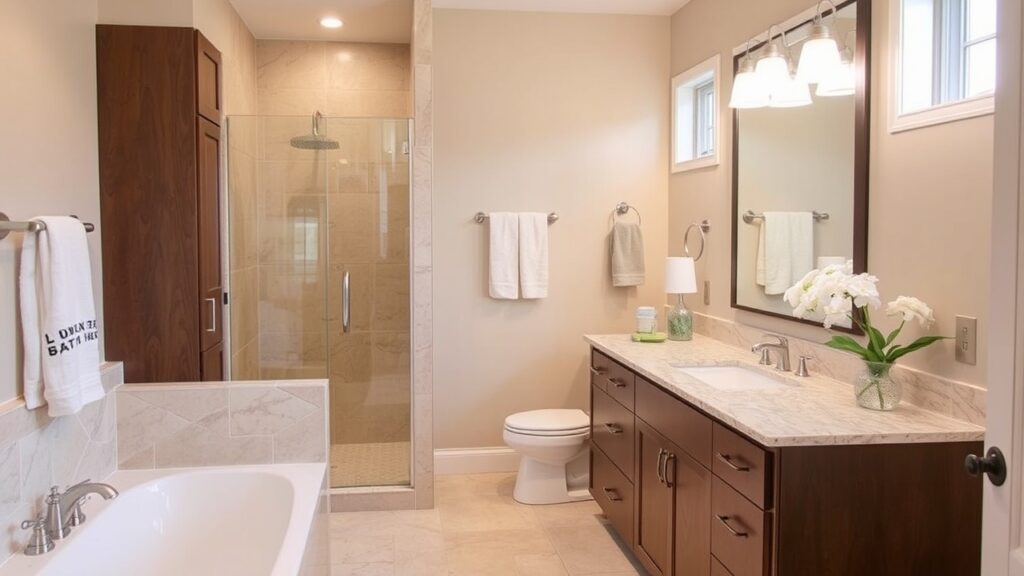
xmin=866 ymin=324 xmax=888 ymax=362
xmin=885 ymin=336 xmax=951 ymax=363
xmin=825 ymin=335 xmax=876 ymax=362
xmin=885 ymin=321 xmax=905 ymax=347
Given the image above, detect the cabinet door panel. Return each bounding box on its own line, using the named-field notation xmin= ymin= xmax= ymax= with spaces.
xmin=713 ymin=423 xmax=770 ymax=509
xmin=711 ymin=477 xmax=769 ymax=576
xmin=198 ymin=118 xmax=223 ymax=352
xmin=201 ymin=341 xmax=224 ymax=381
xmin=592 ymin=384 xmax=635 ymax=481
xmin=591 ymin=444 xmax=634 ymax=547
xmin=195 ymin=31 xmax=222 ymax=124
xmin=636 ymin=377 xmax=712 ymax=467
xmin=635 ymin=421 xmax=675 ymax=576
xmin=591 ymin=350 xmax=635 ymax=409
xmin=673 ymin=451 xmax=711 ymax=576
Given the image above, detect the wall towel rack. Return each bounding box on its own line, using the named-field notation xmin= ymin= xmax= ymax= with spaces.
xmin=742 ymin=210 xmax=829 ymax=224
xmin=474 ymin=212 xmax=559 ymax=224
xmin=614 ymin=202 xmax=642 ymax=225
xmin=0 ymin=212 xmax=96 ymax=241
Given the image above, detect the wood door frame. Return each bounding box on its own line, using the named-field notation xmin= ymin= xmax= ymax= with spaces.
xmin=985 ymin=0 xmax=1024 ymax=572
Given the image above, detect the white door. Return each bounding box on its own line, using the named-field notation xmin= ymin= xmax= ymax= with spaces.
xmin=985 ymin=1 xmax=1024 ymax=573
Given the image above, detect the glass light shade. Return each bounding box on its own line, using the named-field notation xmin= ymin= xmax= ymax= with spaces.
xmin=816 ymin=60 xmax=855 ymax=96
xmin=729 ymin=59 xmax=769 ymax=109
xmin=665 ymin=257 xmax=697 ymax=294
xmin=769 ymin=76 xmax=813 ymax=108
xmin=797 ymin=37 xmax=842 ymax=84
xmin=755 ymin=53 xmax=791 ymax=97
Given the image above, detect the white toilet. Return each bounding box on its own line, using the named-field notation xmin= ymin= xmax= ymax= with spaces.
xmin=503 ymin=409 xmax=593 ymax=505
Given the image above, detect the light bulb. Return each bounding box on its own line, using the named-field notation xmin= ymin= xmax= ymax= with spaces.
xmin=797 ymin=37 xmax=842 ymax=84
xmin=770 ymin=76 xmax=813 ymax=108
xmin=729 ymin=58 xmax=769 ymax=109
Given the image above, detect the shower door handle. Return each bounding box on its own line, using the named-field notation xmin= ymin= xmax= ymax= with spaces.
xmin=342 ymin=271 xmax=351 ymax=334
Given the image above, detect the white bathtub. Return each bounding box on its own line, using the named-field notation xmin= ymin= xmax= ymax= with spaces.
xmin=1 ymin=463 xmax=326 ymax=576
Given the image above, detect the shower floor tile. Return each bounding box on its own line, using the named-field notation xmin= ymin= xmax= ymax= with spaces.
xmin=331 ymin=441 xmax=411 ymax=488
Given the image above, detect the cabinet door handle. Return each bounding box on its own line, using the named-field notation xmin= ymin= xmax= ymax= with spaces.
xmin=205 ymin=298 xmax=217 ymax=333
xmin=590 ymin=366 xmax=608 ymax=376
xmin=602 ymin=487 xmax=622 ymax=502
xmin=609 ymin=377 xmax=628 ymax=389
xmin=716 ymin=452 xmax=751 ymax=472
xmin=656 ymin=449 xmax=667 ymax=485
xmin=715 ymin=515 xmax=749 ymax=538
xmin=604 ymin=423 xmax=623 ymax=435
xmin=342 ymin=271 xmax=351 ymax=334
xmin=664 ymin=452 xmax=676 ymax=488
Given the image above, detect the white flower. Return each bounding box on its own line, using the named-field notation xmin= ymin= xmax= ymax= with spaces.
xmin=886 ymin=296 xmax=935 ymax=328
xmin=783 ymin=260 xmax=880 ymax=329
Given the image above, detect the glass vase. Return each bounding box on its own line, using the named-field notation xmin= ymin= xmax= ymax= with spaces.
xmin=854 ymin=361 xmax=901 ymax=411
xmin=667 ymin=297 xmax=693 ymax=341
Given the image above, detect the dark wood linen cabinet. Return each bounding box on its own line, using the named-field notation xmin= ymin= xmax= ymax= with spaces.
xmin=97 ymin=25 xmax=224 ymax=383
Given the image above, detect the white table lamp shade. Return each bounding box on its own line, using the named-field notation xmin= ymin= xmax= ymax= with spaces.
xmin=665 ymin=257 xmax=697 ymax=294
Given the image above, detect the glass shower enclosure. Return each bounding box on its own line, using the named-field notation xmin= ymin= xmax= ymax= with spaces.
xmin=226 ymin=114 xmax=412 ymax=489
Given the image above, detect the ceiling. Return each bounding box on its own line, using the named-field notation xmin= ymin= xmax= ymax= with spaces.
xmin=432 ymin=0 xmax=691 ymax=16
xmin=229 ymin=0 xmax=414 ymax=42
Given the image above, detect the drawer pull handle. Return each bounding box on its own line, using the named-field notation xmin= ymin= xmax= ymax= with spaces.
xmin=604 ymin=423 xmax=623 ymax=435
xmin=609 ymin=377 xmax=628 ymax=388
xmin=664 ymin=452 xmax=676 ymax=488
xmin=590 ymin=367 xmax=608 ymax=376
xmin=602 ymin=487 xmax=622 ymax=502
xmin=656 ymin=449 xmax=667 ymax=485
xmin=715 ymin=515 xmax=749 ymax=538
xmin=716 ymin=453 xmax=751 ymax=472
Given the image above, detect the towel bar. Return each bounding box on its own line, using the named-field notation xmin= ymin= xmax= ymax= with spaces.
xmin=0 ymin=212 xmax=96 ymax=241
xmin=742 ymin=210 xmax=829 ymax=224
xmin=474 ymin=212 xmax=559 ymax=224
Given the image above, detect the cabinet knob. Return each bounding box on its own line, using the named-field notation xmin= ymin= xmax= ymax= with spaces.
xmin=965 ymin=446 xmax=1006 ymax=486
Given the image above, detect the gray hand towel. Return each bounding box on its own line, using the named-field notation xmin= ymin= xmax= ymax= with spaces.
xmin=611 ymin=221 xmax=645 ymax=287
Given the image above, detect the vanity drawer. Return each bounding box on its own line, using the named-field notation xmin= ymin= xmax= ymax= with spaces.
xmin=711 ymin=477 xmax=770 ymax=576
xmin=712 ymin=423 xmax=770 ymax=509
xmin=591 ymin=350 xmax=635 ymax=410
xmin=591 ymin=444 xmax=634 ymax=547
xmin=591 ymin=385 xmax=635 ymax=480
xmin=711 ymin=556 xmax=734 ymax=576
xmin=635 ymin=376 xmax=712 ymax=467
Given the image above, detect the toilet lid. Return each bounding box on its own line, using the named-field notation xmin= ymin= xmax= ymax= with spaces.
xmin=504 ymin=409 xmax=589 ymax=433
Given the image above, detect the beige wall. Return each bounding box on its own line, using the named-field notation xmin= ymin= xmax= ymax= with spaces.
xmin=256 ymin=40 xmax=412 ymax=117
xmin=0 ymin=0 xmax=103 ymax=402
xmin=669 ymin=0 xmax=993 ymax=388
xmin=433 ymin=9 xmax=671 ymax=449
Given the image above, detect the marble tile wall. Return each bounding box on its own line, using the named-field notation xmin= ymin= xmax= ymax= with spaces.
xmin=0 ymin=363 xmax=123 ymax=564
xmin=116 ymin=380 xmax=328 ymax=470
xmin=693 ymin=313 xmax=986 ymax=425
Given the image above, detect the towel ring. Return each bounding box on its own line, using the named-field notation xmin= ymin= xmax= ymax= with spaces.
xmin=614 ymin=202 xmax=642 ymax=226
xmin=683 ymin=220 xmax=710 ymax=262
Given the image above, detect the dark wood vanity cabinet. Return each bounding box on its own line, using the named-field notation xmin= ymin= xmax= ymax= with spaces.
xmin=589 ymin=347 xmax=983 ymax=576
xmin=97 ymin=25 xmax=224 ymax=383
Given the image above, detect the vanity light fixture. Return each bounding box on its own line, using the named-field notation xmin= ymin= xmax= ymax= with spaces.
xmin=319 ymin=16 xmax=343 ymax=29
xmin=816 ymin=30 xmax=856 ymax=97
xmin=770 ymin=67 xmax=813 ymax=107
xmin=729 ymin=41 xmax=770 ymax=109
xmin=754 ymin=26 xmax=793 ymax=98
xmin=797 ymin=1 xmax=842 ymax=84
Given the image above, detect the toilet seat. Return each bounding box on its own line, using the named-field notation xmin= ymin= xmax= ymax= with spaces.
xmin=504 ymin=409 xmax=589 ymax=433
xmin=504 ymin=425 xmax=589 ymax=437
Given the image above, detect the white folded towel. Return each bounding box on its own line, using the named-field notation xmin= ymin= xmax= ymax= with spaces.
xmin=611 ymin=222 xmax=645 ymax=287
xmin=756 ymin=212 xmax=814 ymax=295
xmin=488 ymin=212 xmax=520 ymax=299
xmin=20 ymin=216 xmax=103 ymax=416
xmin=519 ymin=213 xmax=549 ymax=299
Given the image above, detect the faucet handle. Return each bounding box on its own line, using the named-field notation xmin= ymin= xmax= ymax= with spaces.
xmin=796 ymin=355 xmax=813 ymax=377
xmin=21 ymin=514 xmax=54 ymax=556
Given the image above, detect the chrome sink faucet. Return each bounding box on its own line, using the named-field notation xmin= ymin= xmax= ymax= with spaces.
xmin=43 ymin=479 xmax=119 ymax=540
xmin=751 ymin=334 xmax=791 ymax=372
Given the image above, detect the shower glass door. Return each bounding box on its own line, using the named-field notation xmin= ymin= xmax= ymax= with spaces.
xmin=226 ymin=115 xmax=412 ymax=489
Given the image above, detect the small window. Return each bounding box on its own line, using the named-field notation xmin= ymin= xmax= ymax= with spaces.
xmin=673 ymin=55 xmax=720 ymax=173
xmin=891 ymin=0 xmax=996 ymax=132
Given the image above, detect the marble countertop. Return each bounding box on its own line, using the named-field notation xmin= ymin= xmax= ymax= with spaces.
xmin=585 ymin=334 xmax=985 ymax=447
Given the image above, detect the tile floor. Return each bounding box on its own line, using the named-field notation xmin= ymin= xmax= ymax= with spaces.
xmin=327 ymin=472 xmax=644 ymax=575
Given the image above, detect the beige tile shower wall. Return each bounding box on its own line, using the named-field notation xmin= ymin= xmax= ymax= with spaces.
xmin=256 ymin=40 xmax=412 ymax=118
xmin=433 ymin=10 xmax=671 ymax=450
xmin=116 ymin=379 xmax=328 ymax=469
xmin=0 ymin=363 xmax=123 ymax=565
xmin=668 ymin=0 xmax=992 ymax=391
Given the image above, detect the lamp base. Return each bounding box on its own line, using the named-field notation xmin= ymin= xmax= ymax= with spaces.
xmin=667 ymin=299 xmax=693 ymax=341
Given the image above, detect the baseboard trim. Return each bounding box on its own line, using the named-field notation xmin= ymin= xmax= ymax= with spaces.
xmin=434 ymin=447 xmax=521 ymax=475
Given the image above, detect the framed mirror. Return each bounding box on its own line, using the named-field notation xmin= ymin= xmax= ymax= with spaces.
xmin=730 ymin=0 xmax=870 ymax=331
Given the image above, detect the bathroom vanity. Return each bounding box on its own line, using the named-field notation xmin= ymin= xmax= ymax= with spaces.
xmin=586 ymin=334 xmax=984 ymax=576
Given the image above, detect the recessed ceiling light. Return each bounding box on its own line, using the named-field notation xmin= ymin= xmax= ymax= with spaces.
xmin=319 ymin=17 xmax=343 ymax=29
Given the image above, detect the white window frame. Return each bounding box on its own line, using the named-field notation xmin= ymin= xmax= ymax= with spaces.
xmin=889 ymin=0 xmax=995 ymax=133
xmin=672 ymin=54 xmax=720 ymax=173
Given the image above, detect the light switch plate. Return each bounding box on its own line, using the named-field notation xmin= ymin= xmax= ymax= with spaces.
xmin=955 ymin=316 xmax=977 ymax=365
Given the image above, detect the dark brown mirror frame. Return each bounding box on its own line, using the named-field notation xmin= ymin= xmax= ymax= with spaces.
xmin=730 ymin=0 xmax=870 ymax=335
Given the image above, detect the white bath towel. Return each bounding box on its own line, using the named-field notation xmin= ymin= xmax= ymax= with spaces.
xmin=610 ymin=222 xmax=645 ymax=287
xmin=519 ymin=213 xmax=549 ymax=299
xmin=756 ymin=212 xmax=814 ymax=295
xmin=20 ymin=216 xmax=103 ymax=416
xmin=488 ymin=212 xmax=520 ymax=299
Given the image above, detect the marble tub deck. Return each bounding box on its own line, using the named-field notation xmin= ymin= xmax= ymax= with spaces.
xmin=585 ymin=334 xmax=985 ymax=447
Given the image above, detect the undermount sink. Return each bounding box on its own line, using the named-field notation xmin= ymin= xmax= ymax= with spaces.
xmin=673 ymin=364 xmax=789 ymax=392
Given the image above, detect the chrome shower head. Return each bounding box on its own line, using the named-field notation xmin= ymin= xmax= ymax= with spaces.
xmin=290 ymin=111 xmax=339 ymax=150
